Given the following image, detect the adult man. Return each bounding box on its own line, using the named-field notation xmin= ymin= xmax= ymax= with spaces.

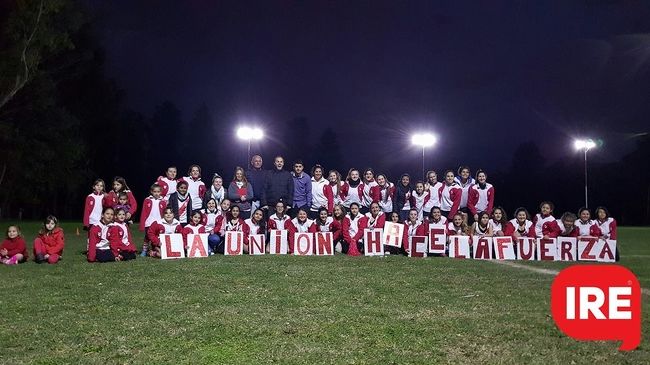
xmin=246 ymin=155 xmax=267 ymax=213
xmin=291 ymin=160 xmax=312 ymax=217
xmin=261 ymin=156 xmax=293 ymax=215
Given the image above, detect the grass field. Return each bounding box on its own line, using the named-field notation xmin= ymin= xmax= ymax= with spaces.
xmin=0 ymin=222 xmax=648 ymax=364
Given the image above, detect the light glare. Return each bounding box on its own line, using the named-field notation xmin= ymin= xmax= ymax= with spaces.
xmin=574 ymin=139 xmax=596 ymax=151
xmin=411 ymin=133 xmax=437 ymax=147
xmin=237 ymin=126 xmax=263 ymax=140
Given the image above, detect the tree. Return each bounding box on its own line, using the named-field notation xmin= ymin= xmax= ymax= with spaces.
xmin=311 ymin=128 xmax=343 ymax=172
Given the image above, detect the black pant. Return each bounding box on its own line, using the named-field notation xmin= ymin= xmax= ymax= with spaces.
xmin=120 ymin=251 xmax=136 ymax=261
xmin=96 ymin=249 xmax=115 ymax=262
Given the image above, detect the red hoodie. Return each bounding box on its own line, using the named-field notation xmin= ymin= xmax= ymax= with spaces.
xmin=1 ymin=237 xmax=28 ymax=259
xmin=35 ymin=228 xmax=65 ymax=255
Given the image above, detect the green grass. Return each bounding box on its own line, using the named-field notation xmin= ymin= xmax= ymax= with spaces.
xmin=0 ymin=222 xmax=648 ymax=364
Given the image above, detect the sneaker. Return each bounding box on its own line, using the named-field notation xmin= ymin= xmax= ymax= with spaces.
xmin=7 ymin=256 xmax=18 ymax=265
xmin=140 ymin=250 xmax=148 ymax=257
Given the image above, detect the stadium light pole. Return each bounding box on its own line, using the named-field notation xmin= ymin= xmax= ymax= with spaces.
xmin=574 ymin=139 xmax=597 ymax=209
xmin=411 ymin=133 xmax=437 ymax=180
xmin=237 ymin=126 xmax=264 ymax=166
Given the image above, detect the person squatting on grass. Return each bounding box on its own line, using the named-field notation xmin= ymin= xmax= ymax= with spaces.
xmin=33 ymin=215 xmax=65 ymax=264
xmin=139 ymin=184 xmax=166 ymax=257
xmin=108 ymin=208 xmax=137 ymax=261
xmin=1 ymin=225 xmax=28 ymax=265
xmin=147 ymin=208 xmax=183 ymax=258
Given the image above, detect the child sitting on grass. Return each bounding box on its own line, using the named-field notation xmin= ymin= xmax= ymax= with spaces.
xmin=1 ymin=225 xmax=28 ymax=265
xmin=33 ymin=215 xmax=65 ymax=264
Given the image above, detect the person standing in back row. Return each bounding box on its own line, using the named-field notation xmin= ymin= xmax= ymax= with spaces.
xmin=291 ymin=160 xmax=312 ymax=218
xmin=261 ymin=156 xmax=294 ymax=216
xmin=247 ymin=155 xmax=267 ymax=214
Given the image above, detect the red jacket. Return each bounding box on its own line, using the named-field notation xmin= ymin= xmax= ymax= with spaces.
xmin=311 ymin=218 xmax=342 ymax=242
xmin=35 ymin=228 xmax=65 ymax=255
xmin=139 ymin=197 xmax=167 ymax=231
xmin=108 ymin=222 xmax=136 ymax=256
xmin=340 ymin=182 xmax=365 ymax=205
xmin=286 ymin=218 xmax=315 ymax=252
xmin=370 ymin=184 xmax=396 ymax=204
xmin=467 ymin=184 xmax=495 ymax=215
xmin=503 ymin=220 xmax=536 ymax=240
xmin=83 ymin=192 xmax=106 ymax=226
xmin=104 ymin=190 xmax=138 ymax=216
xmin=404 ymin=221 xmax=427 ymax=250
xmin=147 ymin=220 xmax=183 ymax=246
xmin=182 ymin=223 xmax=207 ymax=243
xmin=1 ymin=237 xmax=28 ymax=259
xmin=342 ymin=214 xmax=367 ymax=245
xmin=323 ymin=184 xmax=339 ymax=214
xmin=363 ymin=212 xmax=386 ymax=230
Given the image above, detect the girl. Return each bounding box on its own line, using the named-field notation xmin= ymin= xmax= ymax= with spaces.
xmin=409 ymin=181 xmax=430 ymax=220
xmin=147 ymin=208 xmax=183 ymax=258
xmin=203 ymin=174 xmax=226 ymax=208
xmin=313 ymin=207 xmax=342 ymax=243
xmin=386 ymin=212 xmax=406 ymax=255
xmin=286 ymin=208 xmax=315 ymax=253
xmin=489 ymin=207 xmax=507 ymax=237
xmin=83 ymin=179 xmax=106 ymax=229
xmin=454 ymin=166 xmax=475 ymax=221
xmin=340 ymin=168 xmax=364 ymax=210
xmin=104 ymin=176 xmax=138 ymax=221
xmin=115 ymin=192 xmax=134 ymax=225
xmin=439 ymin=170 xmax=461 ymax=219
xmin=168 ymin=181 xmax=192 ymax=225
xmin=575 ymin=208 xmax=602 ymax=237
xmin=183 ymin=211 xmax=207 ymax=250
xmin=108 ymin=208 xmax=137 ymax=261
xmin=427 ymin=207 xmax=448 ymax=229
xmin=595 ymin=206 xmax=617 ymax=240
xmin=33 ymin=215 xmax=65 ymax=264
xmin=553 ymin=212 xmax=579 ymax=238
xmin=244 ymin=209 xmax=266 ymax=248
xmin=201 ymin=198 xmax=220 ymax=234
xmin=532 ymin=201 xmax=560 ymax=238
xmin=504 ymin=207 xmax=535 ymax=240
xmin=267 ymin=200 xmax=291 ymax=230
xmin=341 ymin=202 xmax=365 ymax=256
xmin=470 ymin=212 xmax=493 ymax=237
xmin=446 ymin=213 xmax=469 ymax=236
xmin=370 ymin=174 xmax=395 ymax=214
xmin=139 ymin=184 xmax=166 ymax=257
xmin=404 ymin=209 xmax=427 ymax=254
xmin=87 ymin=207 xmax=116 ymax=262
xmin=364 ymin=202 xmax=386 ymax=230
xmin=361 ymin=168 xmax=378 ymax=214
xmin=209 ymin=199 xmax=230 ymax=255
xmin=332 ymin=204 xmax=347 ymax=253
xmin=423 ymin=171 xmax=443 ymax=217
xmin=395 ymin=173 xmax=413 ymax=222
xmin=228 ymin=167 xmax=254 ymax=219
xmin=1 ymin=225 xmax=27 ymax=265
xmin=468 ymin=169 xmax=495 ymax=222
xmin=214 ymin=205 xmax=246 ymax=254
xmin=180 ymin=164 xmax=206 ymax=212
xmin=310 ymin=165 xmax=329 ymax=219
xmin=324 ymin=170 xmax=343 ymax=214
xmin=156 ymin=166 xmax=178 ymax=200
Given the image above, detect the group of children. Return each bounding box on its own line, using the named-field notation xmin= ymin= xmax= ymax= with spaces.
xmin=75 ymin=163 xmax=618 ymax=262
xmin=1 ymin=216 xmax=65 ymax=265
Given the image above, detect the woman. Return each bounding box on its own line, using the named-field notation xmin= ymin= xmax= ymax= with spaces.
xmin=370 ymin=174 xmax=395 ymax=214
xmin=364 ymin=202 xmax=386 ymax=230
xmin=386 ymin=212 xmax=406 ymax=255
xmin=228 ymin=167 xmax=255 ymax=219
xmin=310 ymin=165 xmax=329 ymax=219
xmin=203 ymin=174 xmax=226 ymax=208
xmin=340 ymin=168 xmax=364 ymax=210
xmin=244 ymin=208 xmax=266 ymax=246
xmin=324 ymin=170 xmax=343 ymax=214
xmin=440 ymin=170 xmax=461 ymax=218
xmin=595 ymin=206 xmax=617 ymax=240
xmin=361 ymin=168 xmax=378 ymax=214
xmin=341 ymin=202 xmax=365 ymax=256
xmin=468 ymin=169 xmax=495 ymax=222
xmin=454 ymin=166 xmax=475 ymax=222
xmin=394 ymin=173 xmax=413 ymax=222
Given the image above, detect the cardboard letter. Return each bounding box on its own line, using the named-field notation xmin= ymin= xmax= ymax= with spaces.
xmin=383 ymin=222 xmax=404 ymax=247
xmin=472 ymin=236 xmax=493 ymax=260
xmin=315 ymin=232 xmax=334 ymax=256
xmin=429 ymin=228 xmax=446 ymax=254
xmin=409 ymin=236 xmax=428 ymax=257
xmin=225 ymin=231 xmax=244 ymax=255
xmin=449 ymin=236 xmax=470 ymax=258
xmin=187 ymin=233 xmax=209 ymax=258
xmin=161 ymin=233 xmax=185 ymax=259
xmin=537 ymin=238 xmax=557 ymax=261
xmin=294 ymin=233 xmax=313 ymax=256
xmin=556 ymin=237 xmax=577 ymax=261
xmin=578 ymin=236 xmax=599 ymax=261
xmin=517 ymin=237 xmax=535 ymax=260
xmin=364 ymin=229 xmax=384 ymax=256
xmin=493 ymin=236 xmax=515 ymax=260
xmin=596 ymin=239 xmax=616 ymax=263
xmin=249 ymin=234 xmax=266 ymax=255
xmin=268 ymin=230 xmax=288 ymax=255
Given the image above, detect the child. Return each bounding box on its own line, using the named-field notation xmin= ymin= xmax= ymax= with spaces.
xmin=427 ymin=207 xmax=448 ymax=229
xmin=340 ymin=169 xmax=364 ymax=210
xmin=180 ymin=164 xmax=206 ymax=212
xmin=447 ymin=213 xmax=469 ymax=236
xmin=286 ymin=208 xmax=315 ymax=253
xmin=468 ymin=169 xmax=495 ymax=222
xmin=386 ymin=211 xmax=406 ymax=255
xmin=33 ymin=215 xmax=65 ymax=264
xmin=361 ymin=168 xmax=378 ymax=214
xmin=532 ymin=201 xmax=560 ymax=238
xmin=115 ymin=192 xmax=134 ymax=225
xmin=470 ymin=212 xmax=493 ymax=237
xmin=489 ymin=207 xmax=507 ymax=236
xmin=104 ymin=176 xmax=138 ymax=221
xmin=370 ymin=174 xmax=395 ymax=214
xmin=267 ymin=200 xmax=291 ymax=230
xmin=167 ymin=181 xmax=192 ymax=225
xmin=395 ymin=173 xmax=413 ymax=222
xmin=183 ymin=211 xmax=207 ymax=251
xmin=243 ymin=209 xmax=266 ymax=249
xmin=214 ymin=206 xmax=246 ymax=254
xmin=575 ymin=207 xmax=602 ymax=237
xmin=157 ymin=166 xmax=178 ymax=201
xmin=139 ymin=184 xmax=166 ymax=257
xmin=454 ymin=166 xmax=475 ymax=221
xmin=108 ymin=208 xmax=137 ymax=261
xmin=83 ymin=179 xmax=106 ymax=229
xmin=404 ymin=208 xmax=427 ymax=255
xmin=595 ymin=206 xmax=617 ymax=240
xmin=553 ymin=212 xmax=579 ymax=238
xmin=324 ymin=170 xmax=343 ymax=215
xmin=364 ymin=202 xmax=386 ymax=230
xmin=422 ymin=171 xmax=443 ymax=217
xmin=309 ymin=165 xmax=329 ymax=219
xmin=201 ymin=198 xmax=220 ymax=233
xmin=440 ymin=170 xmax=461 ymax=219
xmin=313 ymin=207 xmax=342 ymax=243
xmin=87 ymin=207 xmax=116 ymax=263
xmin=409 ymin=181 xmax=430 ymax=220
xmin=332 ymin=204 xmax=347 ymax=253
xmin=147 ymin=208 xmax=183 ymax=258
xmin=341 ymin=203 xmax=365 ymax=256
xmin=1 ymin=225 xmax=28 ymax=265
xmin=504 ymin=207 xmax=535 ymax=240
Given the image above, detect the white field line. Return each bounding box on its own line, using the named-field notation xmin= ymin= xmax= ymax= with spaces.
xmin=489 ymin=260 xmax=650 ymax=297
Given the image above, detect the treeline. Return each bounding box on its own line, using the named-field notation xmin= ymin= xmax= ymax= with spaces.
xmin=0 ymin=1 xmax=648 ymax=225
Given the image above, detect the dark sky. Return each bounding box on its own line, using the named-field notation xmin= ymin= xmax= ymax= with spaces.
xmin=84 ymin=0 xmax=650 ymax=174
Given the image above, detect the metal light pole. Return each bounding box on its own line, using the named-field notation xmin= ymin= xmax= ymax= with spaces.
xmin=411 ymin=133 xmax=437 ymax=180
xmin=574 ymin=139 xmax=596 ymax=208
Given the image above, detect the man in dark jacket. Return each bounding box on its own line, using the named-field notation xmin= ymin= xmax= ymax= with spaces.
xmin=246 ymin=155 xmax=267 ymax=213
xmin=261 ymin=156 xmax=294 ymax=215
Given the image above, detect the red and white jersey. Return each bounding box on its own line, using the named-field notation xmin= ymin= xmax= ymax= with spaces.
xmin=454 ymin=177 xmax=475 ymax=208
xmin=201 ymin=209 xmax=219 ymax=232
xmin=343 ymin=213 xmax=364 ymax=241
xmin=596 ymin=218 xmax=617 ymax=240
xmin=84 ymin=192 xmax=104 ymax=226
xmin=222 ymin=218 xmax=245 ymax=233
xmin=446 ymin=222 xmax=466 ymax=236
xmin=157 ymin=219 xmax=182 ymax=234
xmin=370 ymin=183 xmax=396 ymax=213
xmin=439 ymin=183 xmax=461 ymax=215
xmin=427 ymin=216 xmax=448 ymax=231
xmin=423 ymin=182 xmax=443 ymax=212
xmin=505 ymin=219 xmax=534 ymax=238
xmin=311 ymin=177 xmax=329 ymax=211
xmin=575 ymin=219 xmax=602 ymax=237
xmin=244 ymin=218 xmax=263 ymax=236
xmin=362 ymin=180 xmax=378 ymax=208
xmin=267 ymin=214 xmax=291 ymax=230
xmin=181 ymin=176 xmax=206 ymax=211
xmin=91 ymin=221 xmax=111 ymax=250
xmin=472 ymin=222 xmax=490 ymax=236
xmin=176 ymin=195 xmax=190 ymax=224
xmin=323 ymin=183 xmax=342 ymax=213
xmin=409 ymin=191 xmax=430 ymax=219
xmin=183 ymin=223 xmax=206 ymax=234
xmin=288 ymin=218 xmax=314 ymax=233
xmin=314 ymin=216 xmax=336 ymax=232
xmin=157 ymin=176 xmax=178 ymax=200
xmin=364 ymin=212 xmax=386 ymax=229
xmin=108 ymin=221 xmax=135 ymax=255
xmin=139 ymin=196 xmax=166 ymax=231
xmin=341 ymin=181 xmax=364 ymax=208
xmin=406 ymin=220 xmax=426 ymax=237
xmin=488 ymin=219 xmax=503 ymax=234
xmin=533 ymin=213 xmax=556 ymax=238
xmin=468 ymin=183 xmax=495 ymax=215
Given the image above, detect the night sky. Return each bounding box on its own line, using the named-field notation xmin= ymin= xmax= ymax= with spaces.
xmin=84 ymin=1 xmax=650 ymax=174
